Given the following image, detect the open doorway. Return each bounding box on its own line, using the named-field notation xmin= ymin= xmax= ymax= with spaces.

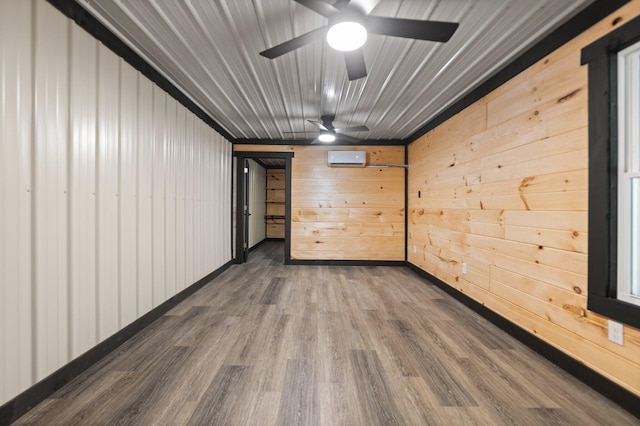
xmin=234 ymin=151 xmax=293 ymax=264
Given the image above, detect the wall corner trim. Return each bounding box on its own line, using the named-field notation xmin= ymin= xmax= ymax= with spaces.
xmin=406 ymin=263 xmax=640 ymax=419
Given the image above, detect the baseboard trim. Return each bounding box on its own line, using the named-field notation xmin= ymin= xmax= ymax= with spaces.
xmin=248 ymin=238 xmax=268 ymax=252
xmin=288 ymin=259 xmax=406 ymax=266
xmin=0 ymin=259 xmax=234 ymax=425
xmin=406 ymin=263 xmax=640 ymax=419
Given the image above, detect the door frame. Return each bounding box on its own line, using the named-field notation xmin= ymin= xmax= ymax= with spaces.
xmin=234 ymin=151 xmax=293 ymax=264
xmin=242 ymin=158 xmax=250 ymax=261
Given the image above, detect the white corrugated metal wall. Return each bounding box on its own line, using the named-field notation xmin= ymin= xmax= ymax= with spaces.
xmin=0 ymin=0 xmax=232 ymax=405
xmin=247 ymin=159 xmax=266 ymax=248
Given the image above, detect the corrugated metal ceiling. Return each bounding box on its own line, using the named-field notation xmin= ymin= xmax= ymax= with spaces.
xmin=78 ymin=0 xmax=595 ymax=142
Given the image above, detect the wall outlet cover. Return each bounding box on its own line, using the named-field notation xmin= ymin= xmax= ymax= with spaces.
xmin=608 ymin=319 xmax=624 ymax=345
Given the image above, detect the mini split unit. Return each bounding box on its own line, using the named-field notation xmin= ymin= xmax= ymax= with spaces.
xmin=327 ymin=151 xmax=366 ymax=167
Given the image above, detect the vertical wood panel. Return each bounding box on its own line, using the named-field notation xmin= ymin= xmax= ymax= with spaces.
xmin=33 ymin=1 xmax=70 ymax=380
xmin=69 ymin=24 xmax=97 ymax=357
xmin=0 ymin=0 xmax=33 ymax=404
xmin=119 ymin=61 xmax=138 ymax=327
xmin=97 ymin=45 xmax=120 ymax=340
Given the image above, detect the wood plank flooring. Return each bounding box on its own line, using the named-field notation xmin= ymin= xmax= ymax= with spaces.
xmin=14 ymin=241 xmax=638 ymax=425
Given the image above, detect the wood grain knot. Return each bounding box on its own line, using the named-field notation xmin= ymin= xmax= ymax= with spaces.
xmin=612 ymin=16 xmax=623 ymax=26
xmin=557 ymin=88 xmax=581 ymax=103
xmin=573 ymin=286 xmax=582 ymax=294
xmin=519 ymin=176 xmax=535 ymax=189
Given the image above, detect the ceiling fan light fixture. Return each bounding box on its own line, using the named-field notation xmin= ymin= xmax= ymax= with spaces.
xmin=318 ymin=132 xmax=336 ymax=143
xmin=326 ymin=21 xmax=367 ymax=52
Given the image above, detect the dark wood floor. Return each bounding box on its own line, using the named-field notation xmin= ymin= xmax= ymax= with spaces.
xmin=15 ymin=241 xmax=638 ymax=425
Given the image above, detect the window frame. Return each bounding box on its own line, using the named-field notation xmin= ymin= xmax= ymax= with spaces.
xmin=617 ymin=41 xmax=640 ymax=306
xmin=582 ymin=14 xmax=640 ymax=329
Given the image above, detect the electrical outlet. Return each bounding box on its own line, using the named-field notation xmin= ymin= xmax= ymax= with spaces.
xmin=413 ymin=245 xmax=416 ymax=253
xmin=462 ymin=263 xmax=467 ymax=274
xmin=608 ymin=320 xmax=624 ymax=345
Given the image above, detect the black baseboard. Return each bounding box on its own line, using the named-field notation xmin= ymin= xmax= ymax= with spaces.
xmin=406 ymin=263 xmax=640 ymax=419
xmin=0 ymin=260 xmax=234 ymax=425
xmin=248 ymin=238 xmax=284 ymax=251
xmin=288 ymin=259 xmax=406 ymax=266
xmin=248 ymin=238 xmax=269 ymax=252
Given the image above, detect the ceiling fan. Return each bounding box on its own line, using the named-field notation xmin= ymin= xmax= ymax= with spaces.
xmin=259 ymin=0 xmax=459 ymax=81
xmin=286 ymin=114 xmax=369 ymax=143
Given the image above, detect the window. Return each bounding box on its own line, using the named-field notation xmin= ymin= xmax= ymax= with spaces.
xmin=617 ymin=41 xmax=640 ymax=306
xmin=582 ymin=15 xmax=640 ymax=329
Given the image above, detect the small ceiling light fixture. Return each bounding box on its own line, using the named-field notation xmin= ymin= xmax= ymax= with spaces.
xmin=326 ymin=20 xmax=367 ymax=52
xmin=318 ymin=132 xmax=336 ymax=143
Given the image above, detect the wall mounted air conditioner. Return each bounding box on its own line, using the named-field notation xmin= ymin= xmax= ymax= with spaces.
xmin=327 ymin=151 xmax=366 ymax=167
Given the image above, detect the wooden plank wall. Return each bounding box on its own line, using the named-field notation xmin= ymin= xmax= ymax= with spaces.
xmin=407 ymin=1 xmax=640 ymax=397
xmin=235 ymin=145 xmax=405 ymax=260
xmin=266 ymin=169 xmax=285 ymax=239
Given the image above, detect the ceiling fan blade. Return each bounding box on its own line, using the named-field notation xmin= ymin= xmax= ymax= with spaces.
xmin=260 ymin=26 xmax=328 ymax=59
xmin=366 ymin=16 xmax=459 ymax=42
xmin=344 ymin=49 xmax=367 ymax=81
xmin=334 ymin=125 xmax=369 ymax=132
xmin=294 ymin=0 xmax=339 ymax=17
xmin=307 ymin=119 xmax=329 ymax=132
xmin=336 ymin=133 xmax=360 ymax=143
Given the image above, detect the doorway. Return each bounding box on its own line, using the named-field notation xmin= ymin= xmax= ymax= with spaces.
xmin=234 ymin=151 xmax=293 ymax=264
